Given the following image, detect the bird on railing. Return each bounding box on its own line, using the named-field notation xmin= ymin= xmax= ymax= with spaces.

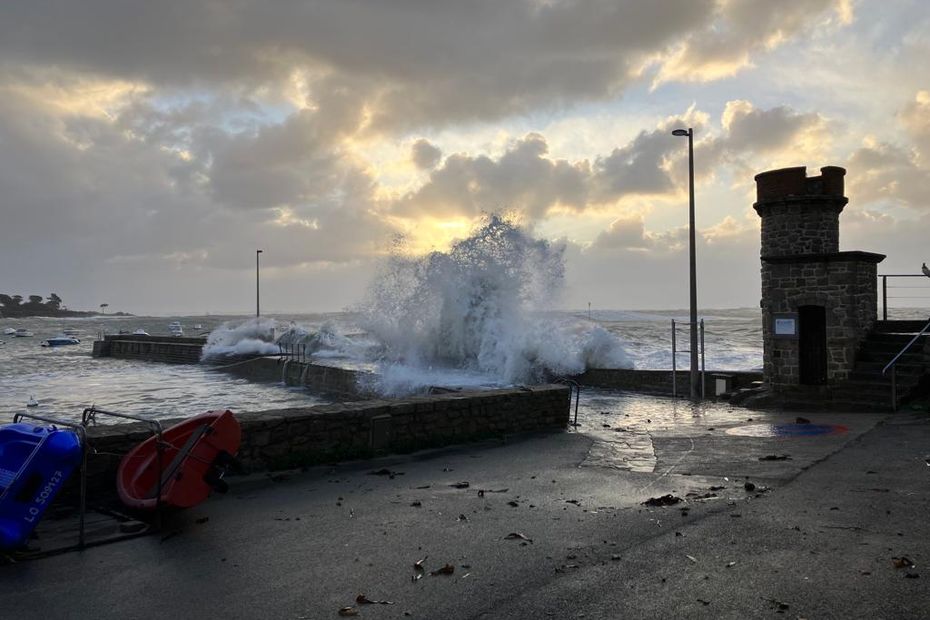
xmin=923 ymin=262 xmax=930 ymax=277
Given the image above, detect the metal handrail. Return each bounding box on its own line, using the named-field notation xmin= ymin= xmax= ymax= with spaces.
xmin=81 ymin=406 xmax=166 ymax=522
xmin=671 ymin=319 xmax=706 ymax=399
xmin=878 ymin=273 xmax=930 ymax=320
xmin=553 ymin=377 xmax=581 ymax=427
xmin=881 ymin=318 xmax=930 ymax=411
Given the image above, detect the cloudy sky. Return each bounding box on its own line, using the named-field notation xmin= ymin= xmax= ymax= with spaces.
xmin=1 ymin=0 xmax=928 ymax=315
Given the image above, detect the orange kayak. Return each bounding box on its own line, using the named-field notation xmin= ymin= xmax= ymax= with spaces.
xmin=117 ymin=410 xmax=241 ymax=510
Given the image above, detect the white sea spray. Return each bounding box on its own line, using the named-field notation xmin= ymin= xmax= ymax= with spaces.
xmin=356 ymin=216 xmax=633 ymax=394
xmin=201 ymin=317 xmax=280 ymax=359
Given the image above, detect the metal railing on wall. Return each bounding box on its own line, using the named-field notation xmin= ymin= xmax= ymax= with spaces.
xmin=880 ymin=274 xmax=930 ymax=320
xmin=277 ymin=341 xmax=311 ymax=363
xmin=671 ymin=319 xmax=706 ymax=399
xmin=882 ymin=318 xmax=930 ymax=411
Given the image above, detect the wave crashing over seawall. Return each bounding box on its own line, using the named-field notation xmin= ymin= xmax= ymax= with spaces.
xmin=358 ymin=216 xmax=633 ymax=395
xmin=199 ymin=217 xmax=633 ymax=395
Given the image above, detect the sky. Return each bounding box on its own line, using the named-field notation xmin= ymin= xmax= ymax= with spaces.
xmin=1 ymin=0 xmax=928 ymax=315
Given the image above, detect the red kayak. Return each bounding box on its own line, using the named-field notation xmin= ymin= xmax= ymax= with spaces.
xmin=117 ymin=410 xmax=241 ymax=510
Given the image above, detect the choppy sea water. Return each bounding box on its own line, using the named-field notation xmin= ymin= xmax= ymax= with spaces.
xmin=1 ymin=307 xmax=926 ymax=423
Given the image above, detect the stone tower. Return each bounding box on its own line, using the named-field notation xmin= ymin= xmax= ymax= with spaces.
xmin=754 ymin=166 xmax=885 ymax=391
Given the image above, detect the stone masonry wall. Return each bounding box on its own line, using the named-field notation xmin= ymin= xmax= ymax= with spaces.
xmin=756 ymin=201 xmax=843 ymax=257
xmin=753 ymin=166 xmax=847 ymax=258
xmin=761 ymin=256 xmax=879 ymax=386
xmin=577 ymin=368 xmax=762 ymax=396
xmin=64 ymin=385 xmax=570 ymax=504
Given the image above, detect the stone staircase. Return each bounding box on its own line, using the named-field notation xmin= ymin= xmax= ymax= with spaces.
xmin=832 ymin=320 xmax=930 ymax=411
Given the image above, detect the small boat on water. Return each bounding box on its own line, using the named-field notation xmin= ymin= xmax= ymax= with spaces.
xmin=192 ymin=324 xmax=203 ymax=330
xmin=0 ymin=423 xmax=83 ymax=549
xmin=132 ymin=329 xmax=150 ymax=336
xmin=26 ymin=396 xmax=38 ymax=407
xmin=14 ymin=329 xmax=34 ymax=338
xmin=42 ymin=335 xmax=81 ymax=347
xmin=117 ymin=410 xmax=241 ymax=510
xmin=2 ymin=328 xmax=15 ymax=336
xmin=61 ymin=328 xmax=80 ymax=336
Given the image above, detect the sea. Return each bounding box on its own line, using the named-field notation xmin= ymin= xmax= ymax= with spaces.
xmin=0 ymin=309 xmax=759 ymax=421
xmin=0 ymin=307 xmax=759 ymax=420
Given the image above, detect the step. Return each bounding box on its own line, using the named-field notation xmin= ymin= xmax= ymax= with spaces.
xmin=874 ymin=319 xmax=930 ymax=334
xmin=857 ymin=351 xmax=925 ymax=364
xmin=861 ymin=335 xmax=927 ymax=353
xmin=865 ymin=334 xmax=929 ymax=346
xmin=847 ymin=370 xmax=922 ymax=384
xmin=853 ymin=361 xmax=925 ymax=373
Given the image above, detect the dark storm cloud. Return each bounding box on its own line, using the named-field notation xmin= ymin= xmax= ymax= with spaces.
xmin=0 ymin=0 xmax=843 ymax=129
xmin=393 ymin=133 xmax=591 ymax=219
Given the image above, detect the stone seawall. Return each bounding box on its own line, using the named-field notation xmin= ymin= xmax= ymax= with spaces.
xmin=577 ymin=368 xmax=762 ymax=396
xmin=218 ymin=356 xmax=374 ymax=399
xmin=68 ymin=384 xmax=570 ymax=503
xmin=93 ymin=334 xmax=206 ymax=364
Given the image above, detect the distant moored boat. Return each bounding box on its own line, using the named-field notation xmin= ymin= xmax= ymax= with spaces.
xmin=13 ymin=329 xmax=34 ymax=338
xmin=41 ymin=335 xmax=81 ymax=347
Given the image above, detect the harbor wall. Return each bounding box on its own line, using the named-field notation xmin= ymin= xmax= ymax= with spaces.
xmin=577 ymin=368 xmax=762 ymax=396
xmin=68 ymin=384 xmax=571 ymax=503
xmin=219 ymin=356 xmax=374 ymax=400
xmin=92 ymin=335 xmax=760 ymax=400
xmin=92 ymin=335 xmax=206 ymax=364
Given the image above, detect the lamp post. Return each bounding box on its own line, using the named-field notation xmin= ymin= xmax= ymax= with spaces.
xmin=256 ymin=249 xmax=263 ymax=318
xmin=672 ymin=127 xmax=700 ymax=400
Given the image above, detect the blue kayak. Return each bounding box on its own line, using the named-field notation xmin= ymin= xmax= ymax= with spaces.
xmin=0 ymin=423 xmax=82 ymax=549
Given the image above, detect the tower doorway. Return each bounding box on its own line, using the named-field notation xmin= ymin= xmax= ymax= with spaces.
xmin=798 ymin=305 xmax=827 ymax=385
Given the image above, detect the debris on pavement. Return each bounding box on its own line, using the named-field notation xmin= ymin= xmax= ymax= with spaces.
xmin=685 ymin=555 xmax=698 ymax=563
xmin=744 ymin=482 xmax=756 ymax=492
xmin=504 ymin=532 xmax=533 ymax=543
xmin=642 ymin=494 xmax=683 ymax=507
xmin=763 ymin=598 xmax=790 ymax=613
xmin=369 ymin=468 xmax=404 ymax=478
xmin=431 ymin=563 xmax=455 ymax=576
xmin=892 ymin=556 xmax=915 ymax=569
xmin=337 ymin=607 xmax=359 ymax=617
xmin=758 ymin=454 xmax=791 ymax=461
xmin=356 ymin=594 xmax=394 ymax=605
xmin=412 ymin=556 xmax=428 ymax=581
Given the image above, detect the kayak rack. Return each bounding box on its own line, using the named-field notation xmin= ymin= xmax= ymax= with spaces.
xmin=81 ymin=407 xmax=166 ymax=525
xmin=12 ymin=412 xmax=89 ymax=549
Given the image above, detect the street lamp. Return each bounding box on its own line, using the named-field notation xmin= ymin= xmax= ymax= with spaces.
xmin=256 ymin=249 xmax=263 ymax=318
xmin=672 ymin=127 xmax=700 ymax=400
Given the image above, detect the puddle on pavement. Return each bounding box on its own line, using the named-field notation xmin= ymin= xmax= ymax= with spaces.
xmin=576 ymin=388 xmax=748 ymax=472
xmin=725 ymin=423 xmax=848 ymax=438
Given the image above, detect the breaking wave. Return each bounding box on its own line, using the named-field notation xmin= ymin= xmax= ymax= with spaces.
xmin=199 ymin=216 xmax=633 ymax=394
xmin=356 ymin=216 xmax=633 ymax=394
xmin=201 ymin=317 xmax=280 ymax=359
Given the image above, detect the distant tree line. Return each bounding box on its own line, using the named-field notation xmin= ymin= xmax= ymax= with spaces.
xmin=0 ymin=293 xmax=96 ymax=318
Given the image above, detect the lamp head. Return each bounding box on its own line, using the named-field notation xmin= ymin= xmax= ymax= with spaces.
xmin=671 ymin=129 xmax=690 ymax=137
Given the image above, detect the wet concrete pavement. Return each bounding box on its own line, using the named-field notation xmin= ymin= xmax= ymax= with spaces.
xmin=1 ymin=394 xmax=927 ymax=619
